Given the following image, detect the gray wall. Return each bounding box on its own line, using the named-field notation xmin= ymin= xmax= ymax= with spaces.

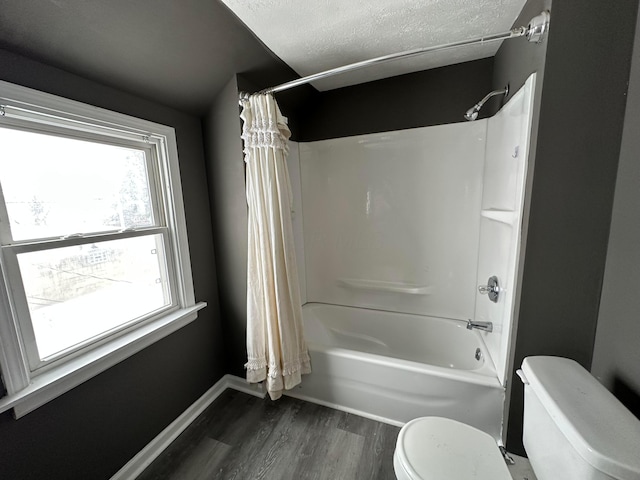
xmin=203 ymin=76 xmax=248 ymax=377
xmin=496 ymin=0 xmax=640 ymax=454
xmin=0 ymin=48 xmax=225 ymax=479
xmin=298 ymin=58 xmax=494 ymax=141
xmin=591 ymin=3 xmax=640 ymax=413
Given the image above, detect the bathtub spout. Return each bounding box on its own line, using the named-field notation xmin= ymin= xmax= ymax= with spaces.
xmin=467 ymin=320 xmax=493 ymax=333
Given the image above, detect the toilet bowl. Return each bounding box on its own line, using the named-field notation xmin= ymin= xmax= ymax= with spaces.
xmin=393 ymin=356 xmax=640 ymax=480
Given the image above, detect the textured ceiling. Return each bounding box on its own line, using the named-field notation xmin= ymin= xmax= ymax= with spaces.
xmin=221 ymin=0 xmax=528 ymax=91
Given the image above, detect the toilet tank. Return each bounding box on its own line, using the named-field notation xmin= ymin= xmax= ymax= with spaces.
xmin=519 ymin=356 xmax=640 ymax=480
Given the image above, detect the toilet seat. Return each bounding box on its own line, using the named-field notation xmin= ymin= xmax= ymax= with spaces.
xmin=393 ymin=417 xmax=512 ymax=480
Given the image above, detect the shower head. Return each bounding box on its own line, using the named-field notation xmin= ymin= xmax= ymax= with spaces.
xmin=464 ymin=86 xmax=509 ymax=121
xmin=464 ymin=105 xmax=481 ymax=121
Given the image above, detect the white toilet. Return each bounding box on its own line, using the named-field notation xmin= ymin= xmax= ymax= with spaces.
xmin=393 ymin=356 xmax=640 ymax=479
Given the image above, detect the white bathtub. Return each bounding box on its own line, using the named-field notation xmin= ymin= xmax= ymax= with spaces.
xmin=285 ymin=303 xmax=505 ymax=440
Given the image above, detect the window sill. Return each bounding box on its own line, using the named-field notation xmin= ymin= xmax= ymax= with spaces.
xmin=0 ymin=302 xmax=206 ymax=418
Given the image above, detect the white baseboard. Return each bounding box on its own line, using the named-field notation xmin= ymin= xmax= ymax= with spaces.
xmin=110 ymin=374 xmax=264 ymax=480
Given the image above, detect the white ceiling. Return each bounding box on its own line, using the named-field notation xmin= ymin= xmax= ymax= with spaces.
xmin=221 ymin=0 xmax=528 ymax=91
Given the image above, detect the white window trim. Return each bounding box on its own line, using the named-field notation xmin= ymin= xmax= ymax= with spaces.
xmin=0 ymin=80 xmax=206 ymax=417
xmin=0 ymin=304 xmax=205 ymax=418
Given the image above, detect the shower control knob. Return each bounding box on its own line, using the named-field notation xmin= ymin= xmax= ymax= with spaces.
xmin=478 ymin=276 xmax=500 ymax=303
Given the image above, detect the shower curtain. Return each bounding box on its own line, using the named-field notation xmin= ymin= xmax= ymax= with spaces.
xmin=240 ymin=93 xmax=311 ymax=400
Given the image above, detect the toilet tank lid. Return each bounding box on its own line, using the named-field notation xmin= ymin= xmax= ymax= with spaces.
xmin=521 ymin=356 xmax=640 ymax=480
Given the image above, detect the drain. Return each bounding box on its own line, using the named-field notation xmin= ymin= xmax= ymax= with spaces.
xmin=475 ymin=348 xmax=483 ymax=361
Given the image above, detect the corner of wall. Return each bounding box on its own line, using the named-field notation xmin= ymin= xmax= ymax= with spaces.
xmin=591 ymin=0 xmax=640 ymax=401
xmin=203 ymin=75 xmax=248 ymax=377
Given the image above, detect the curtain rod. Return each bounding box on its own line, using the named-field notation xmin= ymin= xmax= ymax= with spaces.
xmin=242 ymin=11 xmax=549 ymax=97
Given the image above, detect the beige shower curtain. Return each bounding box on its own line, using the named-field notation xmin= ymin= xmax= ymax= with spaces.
xmin=240 ymin=93 xmax=311 ymax=400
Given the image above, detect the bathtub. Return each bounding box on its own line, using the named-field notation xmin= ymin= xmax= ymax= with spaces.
xmin=285 ymin=303 xmax=505 ymax=440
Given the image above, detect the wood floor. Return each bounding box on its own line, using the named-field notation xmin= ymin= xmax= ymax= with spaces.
xmin=137 ymin=389 xmax=400 ymax=480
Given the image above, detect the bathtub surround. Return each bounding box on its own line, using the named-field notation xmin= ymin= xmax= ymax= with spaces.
xmin=299 ymin=121 xmax=486 ymax=321
xmin=473 ymin=77 xmax=535 ymax=385
xmin=240 ymin=94 xmax=311 ymax=399
xmin=278 ymin=79 xmax=534 ymax=443
xmin=296 ymin=77 xmax=533 ymax=382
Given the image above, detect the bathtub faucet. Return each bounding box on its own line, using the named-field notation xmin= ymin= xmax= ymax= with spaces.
xmin=466 ymin=320 xmax=493 ymax=333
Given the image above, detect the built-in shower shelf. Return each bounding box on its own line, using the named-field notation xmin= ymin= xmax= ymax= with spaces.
xmin=481 ymin=209 xmax=517 ymax=225
xmin=338 ymin=278 xmax=434 ymax=295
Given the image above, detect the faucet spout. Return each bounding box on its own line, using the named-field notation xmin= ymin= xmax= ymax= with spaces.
xmin=467 ymin=319 xmax=493 ymax=333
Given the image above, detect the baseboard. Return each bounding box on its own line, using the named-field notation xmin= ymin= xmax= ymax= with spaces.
xmin=223 ymin=375 xmax=267 ymax=398
xmin=111 ymin=374 xmax=265 ymax=480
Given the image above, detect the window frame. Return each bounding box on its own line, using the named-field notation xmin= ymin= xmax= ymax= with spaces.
xmin=4 ymin=229 xmax=177 ymax=372
xmin=0 ymin=117 xmax=166 ymax=243
xmin=0 ymin=81 xmax=205 ymax=417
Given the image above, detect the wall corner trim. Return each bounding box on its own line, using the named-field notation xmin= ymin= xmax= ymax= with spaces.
xmin=110 ymin=374 xmax=265 ymax=480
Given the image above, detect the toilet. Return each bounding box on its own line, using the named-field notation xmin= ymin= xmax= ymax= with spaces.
xmin=393 ymin=356 xmax=640 ymax=479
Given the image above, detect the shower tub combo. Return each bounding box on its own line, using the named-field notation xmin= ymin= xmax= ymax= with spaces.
xmin=285 ymin=76 xmax=535 ymax=441
xmin=286 ymin=303 xmax=504 ymax=440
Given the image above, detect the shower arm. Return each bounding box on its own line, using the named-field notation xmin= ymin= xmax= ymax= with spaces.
xmin=475 ymin=87 xmax=509 ymax=110
xmin=464 ymin=85 xmax=509 ymax=121
xmin=240 ymin=11 xmax=550 ymax=98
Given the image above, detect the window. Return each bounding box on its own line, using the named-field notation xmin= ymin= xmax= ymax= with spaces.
xmin=0 ymin=81 xmax=205 ymax=417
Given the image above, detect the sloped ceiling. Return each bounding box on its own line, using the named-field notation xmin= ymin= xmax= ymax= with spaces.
xmin=220 ymin=0 xmax=527 ymax=91
xmin=0 ymin=0 xmax=293 ymax=115
xmin=0 ymin=0 xmax=526 ymax=114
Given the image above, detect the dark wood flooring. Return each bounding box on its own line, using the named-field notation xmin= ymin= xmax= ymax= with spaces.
xmin=137 ymin=389 xmax=400 ymax=480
